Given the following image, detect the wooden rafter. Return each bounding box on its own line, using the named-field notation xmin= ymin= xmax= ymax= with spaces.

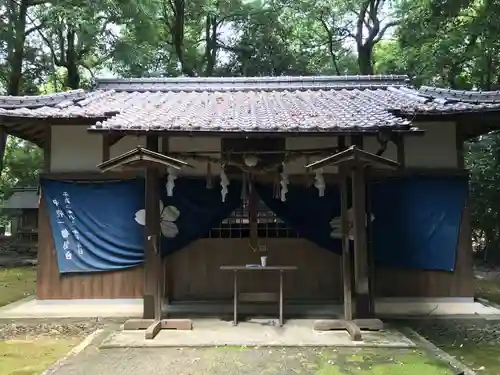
xmin=96 ymin=146 xmax=192 ymax=173
xmin=305 ymin=145 xmax=399 ymax=171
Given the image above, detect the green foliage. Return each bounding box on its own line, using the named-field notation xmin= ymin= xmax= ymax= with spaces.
xmin=466 ymin=135 xmax=500 ymax=261
xmin=0 ymin=137 xmax=42 ymax=227
xmin=3 ymin=0 xmax=500 ymax=261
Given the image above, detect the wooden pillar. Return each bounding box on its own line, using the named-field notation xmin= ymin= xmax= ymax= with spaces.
xmin=340 ymin=168 xmax=352 ymax=320
xmin=455 ymin=125 xmax=465 ymax=170
xmin=144 ymin=135 xmax=161 ymax=320
xmin=102 ymin=134 xmax=111 ymax=162
xmin=393 ymin=133 xmax=405 ymax=169
xmin=350 ymin=135 xmax=373 ymax=318
xmin=43 ymin=126 xmax=51 ymax=173
xmin=249 ymin=176 xmax=258 ymax=249
xmin=337 ymin=136 xmax=352 ymax=319
xmin=455 ymin=124 xmax=474 ymax=291
xmin=352 ymin=165 xmax=370 ymax=318
xmin=364 ymin=166 xmax=375 ymax=317
xmin=0 ymin=126 xmax=6 ymax=175
xmin=161 ymin=136 xmax=171 ymax=305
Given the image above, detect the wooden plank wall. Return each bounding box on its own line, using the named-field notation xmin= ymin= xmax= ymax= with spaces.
xmin=166 ymin=238 xmax=342 ymax=301
xmin=166 ymin=206 xmax=474 ymax=300
xmin=36 ymin=197 xmax=144 ymax=299
xmin=36 ymin=184 xmax=474 ymax=301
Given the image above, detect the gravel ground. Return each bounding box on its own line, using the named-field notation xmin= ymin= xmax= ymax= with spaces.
xmin=0 ymin=320 xmax=111 ymax=340
xmin=45 ymin=346 xmax=453 ymax=375
xmin=405 ymin=318 xmax=500 ymax=347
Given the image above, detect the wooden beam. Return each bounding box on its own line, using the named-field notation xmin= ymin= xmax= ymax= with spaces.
xmin=313 ymin=319 xmax=362 ymax=341
xmin=162 ymin=137 xmax=171 ymax=306
xmin=145 ymin=320 xmax=162 ymax=340
xmin=102 ymin=134 xmax=110 ymax=162
xmin=337 ymin=135 xmax=352 ymax=321
xmin=338 ymin=135 xmax=346 ymax=150
xmin=305 ymin=146 xmax=399 ymax=171
xmin=352 ymin=165 xmax=370 ymax=318
xmin=96 ymin=146 xmax=189 ymax=173
xmin=161 ymin=137 xmax=169 ymax=155
xmin=392 ymin=133 xmax=406 ymax=169
xmin=43 ymin=125 xmax=51 ymax=173
xmin=351 ymin=134 xmax=363 ymax=149
xmin=249 ymin=176 xmax=258 ymax=249
xmin=0 ymin=126 xmax=7 ymax=175
xmin=365 ymin=166 xmax=375 ymax=317
xmin=455 ymin=124 xmax=465 ymax=170
xmin=340 ymin=168 xmax=352 ymax=321
xmin=143 ymin=135 xmax=161 ymax=320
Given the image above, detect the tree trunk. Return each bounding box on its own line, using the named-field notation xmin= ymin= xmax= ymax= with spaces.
xmin=203 ymin=14 xmax=217 ymax=76
xmin=171 ymin=0 xmax=194 ymax=76
xmin=7 ymin=0 xmax=29 ymax=95
xmin=357 ymin=44 xmax=374 ymax=75
xmin=65 ymin=29 xmax=80 ymax=89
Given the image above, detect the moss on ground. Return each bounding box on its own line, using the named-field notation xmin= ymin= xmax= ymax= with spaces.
xmin=404 ymin=276 xmax=500 ymax=375
xmin=313 ymin=348 xmax=454 ymax=375
xmin=476 ymin=278 xmax=500 ymax=304
xmin=0 ymin=337 xmax=79 ymax=375
xmin=0 ymin=266 xmax=36 ymax=307
xmin=204 ymin=347 xmax=455 ymax=375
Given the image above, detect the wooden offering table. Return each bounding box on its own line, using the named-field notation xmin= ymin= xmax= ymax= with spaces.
xmin=220 ymin=265 xmax=297 ymax=326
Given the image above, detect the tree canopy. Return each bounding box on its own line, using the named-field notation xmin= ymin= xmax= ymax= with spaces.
xmin=1 ymin=0 xmax=500 ymax=259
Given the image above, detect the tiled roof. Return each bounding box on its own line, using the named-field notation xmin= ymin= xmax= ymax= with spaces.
xmin=394 ymin=86 xmax=500 ymax=115
xmin=3 ymin=188 xmax=39 ymax=209
xmin=1 ymin=76 xmax=500 ymax=134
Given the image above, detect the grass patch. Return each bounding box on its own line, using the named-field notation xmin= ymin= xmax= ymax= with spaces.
xmin=314 ymin=348 xmax=455 ymax=375
xmin=0 ymin=337 xmax=79 ymax=375
xmin=209 ymin=347 xmax=455 ymax=374
xmin=0 ymin=266 xmax=36 ymax=307
xmin=406 ymin=276 xmax=500 ymax=375
xmin=475 ymin=278 xmax=500 ymax=304
xmin=444 ymin=344 xmax=500 ymax=375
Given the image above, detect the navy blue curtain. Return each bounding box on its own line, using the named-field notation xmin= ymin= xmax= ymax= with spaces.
xmin=159 ymin=178 xmax=242 ymax=256
xmin=370 ymin=175 xmax=468 ymax=271
xmin=256 ymin=176 xmax=468 ymax=271
xmin=41 ymin=178 xmax=145 ymax=274
xmin=255 ymin=183 xmax=343 ymax=253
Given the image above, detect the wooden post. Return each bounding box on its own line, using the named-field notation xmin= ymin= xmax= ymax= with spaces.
xmin=393 ymin=133 xmax=405 ymax=169
xmin=143 ymin=135 xmax=161 ymax=320
xmin=338 ymin=136 xmax=352 ymax=320
xmin=340 ymin=169 xmax=352 ymax=320
xmin=455 ymin=125 xmax=465 ymax=170
xmin=352 ymin=165 xmax=370 ymax=318
xmin=42 ymin=126 xmax=51 ymax=173
xmin=161 ymin=136 xmax=171 ymax=307
xmin=0 ymin=126 xmax=6 ymax=176
xmin=249 ymin=176 xmax=258 ymax=249
xmin=102 ymin=134 xmax=111 ymax=162
xmin=365 ymin=166 xmax=375 ymax=317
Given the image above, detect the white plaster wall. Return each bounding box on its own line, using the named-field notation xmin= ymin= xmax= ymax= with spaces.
xmin=50 ymin=125 xmax=102 ymax=172
xmin=110 ymin=135 xmax=146 ymax=159
xmin=49 ymin=123 xmax=458 ymax=172
xmin=363 ymin=136 xmax=398 ymax=162
xmin=405 ymin=122 xmax=457 ymax=168
xmin=167 ymin=137 xmax=222 ymax=176
xmin=285 ymin=137 xmax=338 ymax=174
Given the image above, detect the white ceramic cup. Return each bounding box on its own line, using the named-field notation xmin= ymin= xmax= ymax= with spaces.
xmin=260 ymin=256 xmax=267 ymax=267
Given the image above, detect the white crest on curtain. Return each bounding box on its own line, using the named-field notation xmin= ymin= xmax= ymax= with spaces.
xmin=330 ymin=208 xmax=375 ymax=241
xmin=135 ymin=201 xmax=180 ymax=238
